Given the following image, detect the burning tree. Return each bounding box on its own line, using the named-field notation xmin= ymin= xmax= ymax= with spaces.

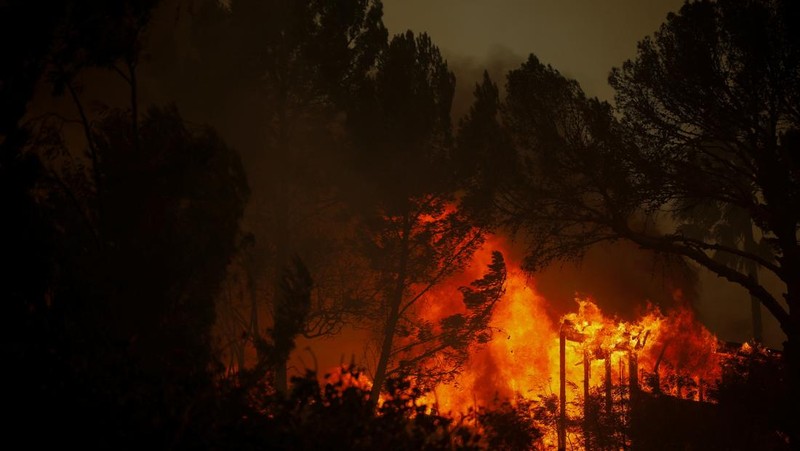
xmin=345 ymin=31 xmax=506 ymax=401
xmin=392 ymin=250 xmax=507 ymax=386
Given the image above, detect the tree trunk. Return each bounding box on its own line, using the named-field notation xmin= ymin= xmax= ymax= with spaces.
xmin=271 ymin=176 xmax=290 ymax=394
xmin=558 ymin=327 xmax=566 ymax=451
xmin=784 ymin=288 xmax=800 ymax=447
xmin=604 ymin=356 xmax=613 ymax=414
xmin=774 ymin=220 xmax=800 ymax=447
xmin=128 ymin=58 xmax=139 ymax=153
xmin=583 ymin=350 xmax=590 ymax=450
xmin=271 ymin=83 xmax=291 ymax=394
xmin=369 ymin=293 xmax=402 ymax=403
xmin=743 ymin=224 xmax=763 ymax=342
xmin=369 ymin=210 xmax=411 ymax=405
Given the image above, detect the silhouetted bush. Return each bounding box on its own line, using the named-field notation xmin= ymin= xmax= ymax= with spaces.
xmin=473 ymin=395 xmax=542 ymax=451
xmin=237 ymin=367 xmax=482 ymax=450
xmin=709 ymin=346 xmax=790 ymax=450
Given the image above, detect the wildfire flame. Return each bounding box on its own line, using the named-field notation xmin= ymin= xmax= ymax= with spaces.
xmin=406 ymin=235 xmax=725 ymax=443
xmin=303 ymin=224 xmax=746 ymax=450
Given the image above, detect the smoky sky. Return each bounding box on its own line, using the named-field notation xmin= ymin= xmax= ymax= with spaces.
xmin=382 ymin=0 xmax=684 ymax=101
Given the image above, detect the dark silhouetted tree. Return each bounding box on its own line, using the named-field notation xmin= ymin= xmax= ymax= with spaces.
xmin=267 ymin=258 xmax=314 ymax=380
xmin=5 ymin=102 xmax=248 ymax=446
xmin=493 ymin=54 xmax=644 ymax=271
xmin=609 ymin=2 xmax=799 ymax=442
xmin=454 ymin=71 xmax=517 ymax=225
xmin=1 ymin=2 xmax=163 ymax=445
xmin=58 ymin=105 xmax=247 ymax=445
xmin=175 ymin=0 xmax=387 ymax=393
xmin=0 ymin=0 xmax=160 ymax=340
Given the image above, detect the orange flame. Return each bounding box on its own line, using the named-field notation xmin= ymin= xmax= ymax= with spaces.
xmin=324 ymin=365 xmax=374 ymax=393
xmin=417 ymin=235 xmax=723 ymax=419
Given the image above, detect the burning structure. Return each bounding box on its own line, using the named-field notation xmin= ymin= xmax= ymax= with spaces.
xmin=376 ymin=236 xmax=787 ymax=450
